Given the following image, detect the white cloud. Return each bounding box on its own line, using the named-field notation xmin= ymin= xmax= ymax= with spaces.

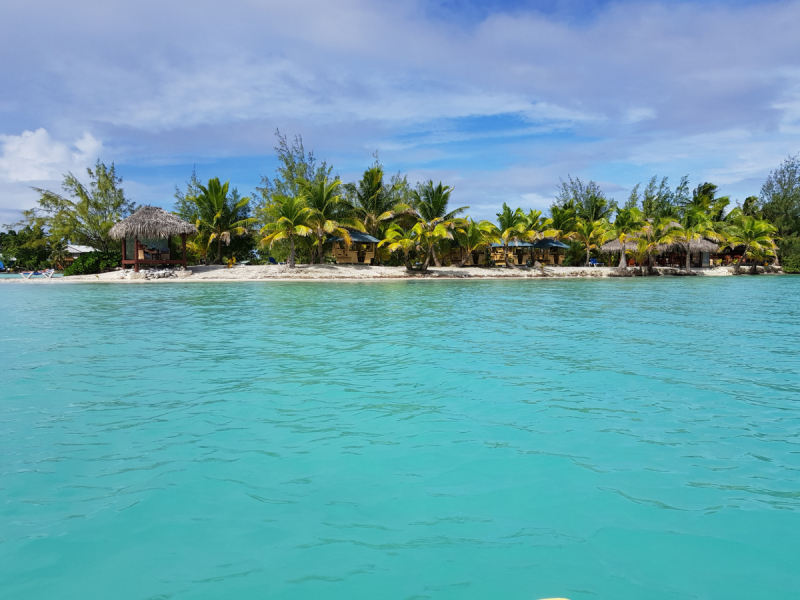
xmin=0 ymin=129 xmax=103 ymax=182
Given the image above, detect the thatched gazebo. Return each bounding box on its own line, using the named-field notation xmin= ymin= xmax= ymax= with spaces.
xmin=601 ymin=238 xmax=720 ymax=268
xmin=109 ymin=206 xmax=197 ymax=272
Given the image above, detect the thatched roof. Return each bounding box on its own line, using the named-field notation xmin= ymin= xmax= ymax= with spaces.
xmin=601 ymin=238 xmax=720 ymax=253
xmin=109 ymin=206 xmax=197 ymax=240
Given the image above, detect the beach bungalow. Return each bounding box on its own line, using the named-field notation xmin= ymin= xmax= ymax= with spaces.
xmin=490 ymin=241 xmax=534 ymax=265
xmin=330 ymin=231 xmax=380 ymax=265
xmin=109 ymin=206 xmax=198 ymax=272
xmin=533 ymin=239 xmax=569 ymax=265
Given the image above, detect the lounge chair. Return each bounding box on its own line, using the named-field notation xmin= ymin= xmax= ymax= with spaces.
xmin=268 ymin=257 xmax=278 ymax=265
xmin=21 ymin=271 xmax=38 ymax=279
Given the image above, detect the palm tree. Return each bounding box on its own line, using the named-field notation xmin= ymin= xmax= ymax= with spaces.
xmin=194 ymin=178 xmax=257 ymax=264
xmin=635 ymin=217 xmax=681 ymax=275
xmin=343 ymin=164 xmax=398 ymax=238
xmin=604 ymin=207 xmax=646 ymax=269
xmin=411 ymin=180 xmax=468 ymax=266
xmin=677 ymin=207 xmax=724 ymax=274
xmin=379 ymin=223 xmax=418 ymax=270
xmin=496 ymin=204 xmax=535 ymax=267
xmin=260 ymin=195 xmax=313 ymax=268
xmin=453 ymin=220 xmax=499 ymax=266
xmin=298 ymin=176 xmax=354 ymax=263
xmin=723 ymin=215 xmax=778 ymax=274
xmin=48 ymin=239 xmax=69 ymax=270
xmin=544 ymin=205 xmax=577 ymax=241
xmin=566 ymin=219 xmax=607 ymax=266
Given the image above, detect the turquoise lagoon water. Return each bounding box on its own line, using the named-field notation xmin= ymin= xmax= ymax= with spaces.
xmin=1 ymin=277 xmax=799 ymax=599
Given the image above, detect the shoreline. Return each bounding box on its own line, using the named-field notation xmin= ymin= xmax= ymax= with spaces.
xmin=0 ymin=264 xmax=764 ymax=284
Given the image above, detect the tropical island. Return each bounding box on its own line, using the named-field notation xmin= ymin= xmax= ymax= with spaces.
xmin=1 ymin=135 xmax=798 ymax=282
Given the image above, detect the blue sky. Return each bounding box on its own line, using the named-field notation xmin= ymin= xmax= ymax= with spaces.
xmin=1 ymin=0 xmax=799 ymax=224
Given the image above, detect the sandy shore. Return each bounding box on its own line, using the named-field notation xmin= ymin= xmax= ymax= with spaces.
xmin=1 ymin=264 xmax=741 ymax=283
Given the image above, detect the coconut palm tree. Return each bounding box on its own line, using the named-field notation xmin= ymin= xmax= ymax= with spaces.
xmin=544 ymin=205 xmax=577 ymax=241
xmin=566 ymin=219 xmax=607 ymax=266
xmin=677 ymin=207 xmax=724 ymax=274
xmin=410 ymin=180 xmax=468 ymax=266
xmin=379 ymin=223 xmax=418 ymax=270
xmin=260 ymin=195 xmax=313 ymax=268
xmin=343 ymin=164 xmax=399 ymax=238
xmin=453 ymin=220 xmax=500 ymax=266
xmin=297 ymin=176 xmax=356 ymax=263
xmin=604 ymin=207 xmax=646 ymax=269
xmin=723 ymin=215 xmax=778 ymax=274
xmin=193 ymin=178 xmax=257 ymax=264
xmin=635 ymin=217 xmax=682 ymax=275
xmin=496 ymin=204 xmax=535 ymax=267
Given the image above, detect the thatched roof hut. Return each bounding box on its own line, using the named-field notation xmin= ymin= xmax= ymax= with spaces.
xmin=110 ymin=206 xmax=197 ymax=272
xmin=600 ymin=238 xmax=719 ymax=253
xmin=109 ymin=206 xmax=197 ymax=240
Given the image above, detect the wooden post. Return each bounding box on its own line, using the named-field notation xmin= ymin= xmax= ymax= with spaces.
xmin=134 ymin=237 xmax=140 ymax=273
xmin=121 ymin=236 xmax=126 ymax=262
xmin=181 ymin=233 xmax=187 ymax=268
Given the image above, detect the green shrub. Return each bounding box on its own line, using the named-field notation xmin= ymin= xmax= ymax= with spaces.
xmin=64 ymin=251 xmax=121 ymax=276
xmin=782 ymin=254 xmax=800 ymax=274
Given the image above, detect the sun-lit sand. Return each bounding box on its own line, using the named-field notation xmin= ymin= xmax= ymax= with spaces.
xmin=1 ymin=264 xmax=740 ymax=283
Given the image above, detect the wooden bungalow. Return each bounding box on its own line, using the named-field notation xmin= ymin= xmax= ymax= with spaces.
xmin=330 ymin=231 xmax=380 ymax=265
xmin=533 ymin=239 xmax=569 ymax=265
xmin=491 ymin=241 xmax=534 ymax=265
xmin=109 ymin=206 xmax=198 ymax=272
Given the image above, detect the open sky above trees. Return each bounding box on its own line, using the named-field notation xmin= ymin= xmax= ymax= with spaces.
xmin=1 ymin=0 xmax=799 ymax=225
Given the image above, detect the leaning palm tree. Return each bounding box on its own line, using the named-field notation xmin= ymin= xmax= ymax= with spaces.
xmin=603 ymin=207 xmax=646 ymax=269
xmin=496 ymin=204 xmax=535 ymax=267
xmin=566 ymin=219 xmax=607 ymax=266
xmin=297 ymin=176 xmax=356 ymax=263
xmin=260 ymin=195 xmax=313 ymax=268
xmin=193 ymin=178 xmax=257 ymax=264
xmin=453 ymin=220 xmax=499 ymax=266
xmin=723 ymin=215 xmax=778 ymax=274
xmin=677 ymin=207 xmax=725 ymax=274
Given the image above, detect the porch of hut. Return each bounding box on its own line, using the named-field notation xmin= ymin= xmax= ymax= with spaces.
xmin=109 ymin=206 xmax=198 ymax=273
xmin=491 ymin=241 xmax=534 ymax=265
xmin=330 ymin=231 xmax=380 ymax=264
xmin=533 ymin=239 xmax=569 ymax=265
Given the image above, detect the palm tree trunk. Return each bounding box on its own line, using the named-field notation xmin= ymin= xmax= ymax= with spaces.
xmin=734 ymin=245 xmax=748 ymax=274
xmin=432 ymin=244 xmax=442 ymax=267
xmin=585 ymin=245 xmax=590 ymax=266
xmin=404 ymin=251 xmax=413 ymax=271
xmin=317 ymin=234 xmax=325 ymax=264
xmin=458 ymin=248 xmax=471 ymax=267
xmin=618 ymin=242 xmax=626 ymax=268
xmin=288 ymin=234 xmax=296 ymax=268
xmin=504 ymin=243 xmax=512 ymax=267
xmin=216 ymin=235 xmax=223 ymax=265
xmin=685 ymin=245 xmax=692 ymax=273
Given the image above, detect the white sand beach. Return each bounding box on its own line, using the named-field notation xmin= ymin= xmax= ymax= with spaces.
xmin=1 ymin=264 xmax=741 ymax=283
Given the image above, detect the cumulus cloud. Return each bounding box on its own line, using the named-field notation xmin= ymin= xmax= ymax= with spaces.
xmin=0 ymin=0 xmax=798 ymax=219
xmin=0 ymin=129 xmax=103 ymax=182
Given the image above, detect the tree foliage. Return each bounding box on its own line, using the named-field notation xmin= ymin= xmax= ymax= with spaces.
xmin=25 ymin=161 xmax=134 ymax=252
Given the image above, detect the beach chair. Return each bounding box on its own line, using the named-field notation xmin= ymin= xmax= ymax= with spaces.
xmin=268 ymin=257 xmax=278 ymax=265
xmin=589 ymin=258 xmax=598 ymax=267
xmin=42 ymin=269 xmax=55 ymax=278
xmin=21 ymin=271 xmax=38 ymax=279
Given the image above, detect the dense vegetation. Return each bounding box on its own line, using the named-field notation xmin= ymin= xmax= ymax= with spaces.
xmin=1 ymin=132 xmax=796 ymax=276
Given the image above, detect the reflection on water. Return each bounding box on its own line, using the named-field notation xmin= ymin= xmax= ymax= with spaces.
xmin=1 ymin=278 xmax=799 ymax=599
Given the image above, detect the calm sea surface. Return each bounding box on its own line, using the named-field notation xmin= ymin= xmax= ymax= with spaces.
xmin=1 ymin=277 xmax=799 ymax=599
